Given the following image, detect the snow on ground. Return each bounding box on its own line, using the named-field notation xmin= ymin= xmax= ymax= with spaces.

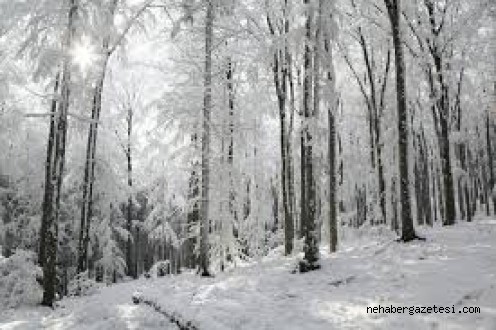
xmin=138 ymin=220 xmax=496 ymax=330
xmin=1 ymin=219 xmax=495 ymax=329
xmin=0 ymin=281 xmax=177 ymax=329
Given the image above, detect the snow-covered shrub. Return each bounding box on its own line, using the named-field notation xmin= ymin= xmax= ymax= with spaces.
xmin=0 ymin=187 xmax=40 ymax=256
xmin=149 ymin=260 xmax=171 ymax=278
xmin=132 ymin=290 xmax=143 ymax=304
xmin=266 ymin=229 xmax=284 ymax=251
xmin=94 ymin=217 xmax=126 ymax=284
xmin=68 ymin=271 xmax=102 ymax=297
xmin=0 ymin=249 xmax=42 ymax=308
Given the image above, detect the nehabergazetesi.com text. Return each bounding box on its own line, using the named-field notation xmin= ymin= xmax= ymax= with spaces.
xmin=367 ymin=305 xmax=481 ymax=315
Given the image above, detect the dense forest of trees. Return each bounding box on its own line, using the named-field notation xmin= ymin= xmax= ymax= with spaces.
xmin=0 ymin=0 xmax=494 ymax=307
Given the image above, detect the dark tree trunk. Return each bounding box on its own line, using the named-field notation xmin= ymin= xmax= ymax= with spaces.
xmin=126 ymin=104 xmax=133 ymax=278
xmin=420 ymin=130 xmax=433 ymax=226
xmin=267 ymin=8 xmax=294 ymax=255
xmin=439 ymin=102 xmax=456 ymax=225
xmin=414 ymin=158 xmax=423 ymax=225
xmin=384 ymin=0 xmax=416 ymax=241
xmin=135 ymin=226 xmax=140 ymax=278
xmin=39 ymin=72 xmax=60 ymax=267
xmin=323 ymin=13 xmax=338 ymax=252
xmin=424 ymin=0 xmax=456 ymax=225
xmin=300 ymin=130 xmax=306 ymax=238
xmin=437 ymin=163 xmax=445 ymax=222
xmin=430 ymin=152 xmax=438 ymax=223
xmin=226 ymin=56 xmax=237 ymax=230
xmin=486 ymin=111 xmax=495 ymax=214
xmin=199 ymin=0 xmax=214 ymax=277
xmin=328 ymin=107 xmax=337 ymax=253
xmin=287 ymin=57 xmax=297 ymax=237
xmin=377 ymin=49 xmax=391 ymax=224
xmin=40 ymin=0 xmax=78 ymax=307
xmin=391 ymin=178 xmax=399 ymax=232
xmin=186 ymin=159 xmax=199 ymax=269
xmin=77 ymin=76 xmax=104 ymax=273
xmin=300 ymin=0 xmax=319 ymax=271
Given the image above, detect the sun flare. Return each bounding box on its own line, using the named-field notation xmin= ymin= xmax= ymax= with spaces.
xmin=71 ymin=35 xmax=96 ymax=74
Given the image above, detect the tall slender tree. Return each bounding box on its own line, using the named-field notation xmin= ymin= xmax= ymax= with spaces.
xmin=125 ymin=100 xmax=134 ymax=277
xmin=199 ymin=0 xmax=214 ymax=277
xmin=39 ymin=0 xmax=79 ymax=307
xmin=486 ymin=110 xmax=495 ymax=214
xmin=300 ymin=0 xmax=319 ymax=271
xmin=266 ymin=0 xmax=294 ymax=256
xmin=77 ymin=0 xmax=118 ymax=274
xmin=383 ymin=0 xmax=417 ymax=242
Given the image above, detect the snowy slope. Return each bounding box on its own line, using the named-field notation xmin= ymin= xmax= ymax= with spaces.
xmin=1 ymin=220 xmax=495 ymax=330
xmin=138 ymin=220 xmax=496 ymax=330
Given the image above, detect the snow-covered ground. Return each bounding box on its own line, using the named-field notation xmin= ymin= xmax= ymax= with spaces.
xmin=1 ymin=219 xmax=495 ymax=329
xmin=0 ymin=281 xmax=176 ymax=329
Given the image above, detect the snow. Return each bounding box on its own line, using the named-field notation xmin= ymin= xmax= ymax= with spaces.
xmin=0 ymin=281 xmax=177 ymax=329
xmin=0 ymin=250 xmax=42 ymax=309
xmin=138 ymin=220 xmax=496 ymax=330
xmin=1 ymin=220 xmax=495 ymax=329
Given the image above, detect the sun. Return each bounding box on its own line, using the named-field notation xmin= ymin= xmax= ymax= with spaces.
xmin=71 ymin=35 xmax=96 ymax=74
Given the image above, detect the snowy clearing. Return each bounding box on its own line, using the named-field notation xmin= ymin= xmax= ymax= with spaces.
xmin=2 ymin=220 xmax=495 ymax=329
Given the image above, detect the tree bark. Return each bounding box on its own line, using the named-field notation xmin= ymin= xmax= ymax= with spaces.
xmin=266 ymin=6 xmax=294 ymax=255
xmin=126 ymin=104 xmax=134 ymax=278
xmin=39 ymin=72 xmax=60 ymax=267
xmin=199 ymin=0 xmax=214 ymax=277
xmin=322 ymin=5 xmax=338 ymax=252
xmin=328 ymin=107 xmax=337 ymax=252
xmin=384 ymin=0 xmax=416 ymax=241
xmin=423 ymin=0 xmax=456 ymax=225
xmin=40 ymin=0 xmax=78 ymax=307
xmin=300 ymin=0 xmax=319 ymax=271
xmin=487 ymin=110 xmax=495 ymax=214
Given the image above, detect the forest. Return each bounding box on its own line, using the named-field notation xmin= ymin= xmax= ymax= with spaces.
xmin=0 ymin=0 xmax=495 ymax=329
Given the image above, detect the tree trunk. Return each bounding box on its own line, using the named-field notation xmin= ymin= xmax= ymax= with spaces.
xmin=377 ymin=49 xmax=391 ymax=224
xmin=40 ymin=0 xmax=78 ymax=307
xmin=226 ymin=56 xmax=237 ymax=236
xmin=135 ymin=226 xmax=140 ymax=277
xmin=322 ymin=9 xmax=338 ymax=252
xmin=439 ymin=100 xmax=456 ymax=225
xmin=300 ymin=0 xmax=319 ymax=271
xmin=267 ymin=8 xmax=294 ymax=255
xmin=77 ymin=0 xmax=117 ymax=274
xmin=199 ymin=0 xmax=214 ymax=277
xmin=420 ymin=130 xmax=433 ymax=226
xmin=424 ymin=0 xmax=456 ymax=225
xmin=39 ymin=72 xmax=60 ymax=266
xmin=384 ymin=0 xmax=416 ymax=241
xmin=328 ymin=107 xmax=337 ymax=252
xmin=430 ymin=151 xmax=438 ymax=223
xmin=391 ymin=178 xmax=399 ymax=232
xmin=186 ymin=157 xmax=199 ymax=269
xmin=486 ymin=111 xmax=495 ymax=214
xmin=126 ymin=104 xmax=134 ymax=278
